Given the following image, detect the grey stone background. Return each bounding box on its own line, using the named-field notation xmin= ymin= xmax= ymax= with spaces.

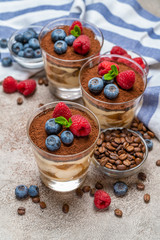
xmin=0 ymin=1 xmax=160 ymax=240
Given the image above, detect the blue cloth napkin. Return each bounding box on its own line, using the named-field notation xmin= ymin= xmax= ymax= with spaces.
xmin=0 ymin=0 xmax=160 ymax=140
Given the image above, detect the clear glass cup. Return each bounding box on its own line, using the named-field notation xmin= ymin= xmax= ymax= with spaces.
xmin=79 ymin=54 xmax=147 ymax=129
xmin=27 ymin=101 xmax=100 ymax=192
xmin=39 ymin=18 xmax=104 ymax=100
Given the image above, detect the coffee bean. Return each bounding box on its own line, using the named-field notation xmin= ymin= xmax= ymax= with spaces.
xmin=105 ymin=164 xmax=112 ymax=169
xmin=134 ymin=147 xmax=141 ymax=152
xmin=99 ymin=146 xmax=106 ymax=153
xmin=105 ymin=135 xmax=110 ymax=142
xmin=123 ymin=142 xmax=129 ymax=149
xmin=17 ymin=97 xmax=23 ymax=105
xmin=118 ymin=149 xmax=125 ymax=156
xmin=126 ymin=146 xmax=134 ymax=152
xmin=97 ymin=138 xmax=103 ymax=146
xmin=17 ymin=207 xmax=25 ymax=215
xmin=95 ymin=182 xmax=103 ymax=189
xmin=100 ymin=132 xmax=105 ymax=141
xmin=110 ymin=153 xmax=118 ymax=160
xmin=156 ymin=160 xmax=160 ymax=166
xmin=138 ymin=172 xmax=146 ymax=181
xmin=38 ymin=103 xmax=44 ymax=108
xmin=115 ymin=160 xmax=122 ymax=165
xmin=111 ymin=141 xmax=118 ymax=148
xmin=119 ymin=153 xmax=127 ymax=160
xmin=106 ymin=142 xmax=116 ymax=151
xmin=143 ymin=134 xmax=151 ymax=139
xmin=99 ymin=157 xmax=108 ymax=166
xmin=147 ymin=131 xmax=155 ymax=138
xmin=131 ymin=143 xmax=139 ymax=147
xmin=120 ymin=137 xmax=125 ymax=143
xmin=114 ymin=209 xmax=123 ymax=217
xmin=38 ymin=78 xmax=44 ymax=85
xmin=144 ymin=193 xmax=150 ymax=203
xmin=76 ymin=188 xmax=83 ymax=197
xmin=123 ymin=160 xmax=131 ymax=167
xmin=90 ymin=188 xmax=96 ymax=197
xmin=126 ymin=136 xmax=133 ymax=143
xmin=132 ymin=122 xmax=138 ymax=127
xmin=43 ymin=78 xmax=48 ymax=86
xmin=117 ymin=164 xmax=127 ymax=170
xmin=32 ymin=196 xmax=40 ymax=203
xmin=40 ymin=201 xmax=46 ymax=209
xmin=62 ymin=204 xmax=69 ymax=213
xmin=135 ymin=152 xmax=143 ymax=159
xmin=136 ymin=182 xmax=145 ymax=191
xmin=138 ymin=123 xmax=143 ymax=131
xmin=134 ymin=137 xmax=141 ymax=143
xmin=114 ymin=138 xmax=121 ymax=144
xmin=135 ymin=158 xmax=142 ymax=165
xmin=82 ymin=186 xmax=91 ymax=193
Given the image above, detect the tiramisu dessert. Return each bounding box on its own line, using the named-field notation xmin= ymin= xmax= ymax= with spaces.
xmin=27 ymin=101 xmax=100 ymax=192
xmin=39 ymin=18 xmax=103 ymax=100
xmin=80 ymin=53 xmax=147 ymax=129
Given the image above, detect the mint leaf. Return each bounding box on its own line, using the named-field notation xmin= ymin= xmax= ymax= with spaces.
xmin=55 ymin=116 xmax=72 ymax=128
xmin=103 ymin=65 xmax=119 ymax=81
xmin=74 ymin=25 xmax=81 ymax=36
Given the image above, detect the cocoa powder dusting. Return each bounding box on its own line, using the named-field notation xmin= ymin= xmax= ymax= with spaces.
xmin=29 ymin=108 xmax=99 ymax=155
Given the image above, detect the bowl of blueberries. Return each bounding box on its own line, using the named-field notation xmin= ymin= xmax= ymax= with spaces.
xmin=8 ymin=25 xmax=44 ymax=69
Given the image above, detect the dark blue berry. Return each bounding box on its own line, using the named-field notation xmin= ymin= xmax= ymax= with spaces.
xmin=28 ymin=38 xmax=40 ymax=50
xmin=15 ymin=34 xmax=24 ymax=43
xmin=34 ymin=48 xmax=42 ymax=58
xmin=61 ymin=130 xmax=74 ymax=145
xmin=23 ymin=31 xmax=35 ymax=43
xmin=24 ymin=47 xmax=34 ymax=58
xmin=145 ymin=139 xmax=153 ymax=151
xmin=45 ymin=118 xmax=62 ymax=135
xmin=23 ymin=43 xmax=29 ymax=49
xmin=102 ymin=75 xmax=114 ymax=86
xmin=15 ymin=185 xmax=28 ymax=199
xmin=104 ymin=84 xmax=119 ymax=99
xmin=12 ymin=42 xmax=23 ymax=54
xmin=28 ymin=185 xmax=39 ymax=197
xmin=2 ymin=57 xmax=12 ymax=67
xmin=45 ymin=135 xmax=61 ymax=151
xmin=18 ymin=50 xmax=24 ymax=57
xmin=54 ymin=40 xmax=67 ymax=55
xmin=0 ymin=38 xmax=8 ymax=48
xmin=65 ymin=35 xmax=76 ymax=46
xmin=88 ymin=77 xmax=104 ymax=94
xmin=35 ymin=33 xmax=39 ymax=39
xmin=51 ymin=29 xmax=66 ymax=43
xmin=113 ymin=181 xmax=128 ymax=197
xmin=27 ymin=28 xmax=36 ymax=36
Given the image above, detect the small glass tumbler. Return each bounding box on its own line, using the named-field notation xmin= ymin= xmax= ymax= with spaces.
xmin=27 ymin=101 xmax=100 ymax=192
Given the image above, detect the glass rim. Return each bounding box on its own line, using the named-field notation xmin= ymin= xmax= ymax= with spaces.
xmin=79 ymin=53 xmax=147 ymax=106
xmin=26 ymin=101 xmax=100 ymax=160
xmin=39 ymin=17 xmax=104 ymax=63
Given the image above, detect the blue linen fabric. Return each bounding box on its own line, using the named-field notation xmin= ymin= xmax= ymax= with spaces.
xmin=0 ymin=0 xmax=160 ymax=139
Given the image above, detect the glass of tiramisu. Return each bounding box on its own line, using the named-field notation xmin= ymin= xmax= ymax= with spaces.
xmin=39 ymin=18 xmax=103 ymax=100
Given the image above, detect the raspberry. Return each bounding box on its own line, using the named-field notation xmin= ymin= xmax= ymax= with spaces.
xmin=98 ymin=61 xmax=119 ymax=76
xmin=117 ymin=54 xmax=132 ymax=65
xmin=73 ymin=35 xmax=90 ymax=55
xmin=69 ymin=115 xmax=91 ymax=137
xmin=52 ymin=102 xmax=72 ymax=120
xmin=133 ymin=57 xmax=145 ymax=69
xmin=110 ymin=46 xmax=127 ymax=55
xmin=3 ymin=76 xmax=17 ymax=93
xmin=69 ymin=21 xmax=83 ymax=34
xmin=17 ymin=79 xmax=36 ymax=96
xmin=116 ymin=70 xmax=135 ymax=90
xmin=94 ymin=190 xmax=111 ymax=209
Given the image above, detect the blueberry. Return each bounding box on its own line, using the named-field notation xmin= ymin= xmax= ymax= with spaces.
xmin=23 ymin=43 xmax=29 ymax=49
xmin=18 ymin=50 xmax=24 ymax=57
xmin=45 ymin=135 xmax=61 ymax=151
xmin=2 ymin=57 xmax=12 ymax=67
xmin=145 ymin=139 xmax=153 ymax=151
xmin=102 ymin=75 xmax=114 ymax=86
xmin=28 ymin=185 xmax=39 ymax=197
xmin=51 ymin=29 xmax=66 ymax=43
xmin=54 ymin=40 xmax=67 ymax=55
xmin=45 ymin=118 xmax=62 ymax=135
xmin=0 ymin=38 xmax=8 ymax=48
xmin=28 ymin=38 xmax=40 ymax=50
xmin=88 ymin=77 xmax=104 ymax=94
xmin=23 ymin=30 xmax=35 ymax=43
xmin=65 ymin=35 xmax=76 ymax=46
xmin=15 ymin=33 xmax=24 ymax=43
xmin=27 ymin=28 xmax=36 ymax=36
xmin=24 ymin=47 xmax=34 ymax=58
xmin=12 ymin=42 xmax=23 ymax=54
xmin=15 ymin=185 xmax=28 ymax=199
xmin=34 ymin=48 xmax=42 ymax=58
xmin=61 ymin=130 xmax=74 ymax=145
xmin=113 ymin=181 xmax=128 ymax=197
xmin=35 ymin=33 xmax=39 ymax=39
xmin=104 ymin=84 xmax=119 ymax=99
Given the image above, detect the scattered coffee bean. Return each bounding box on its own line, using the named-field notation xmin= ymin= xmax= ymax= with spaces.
xmin=138 ymin=172 xmax=146 ymax=181
xmin=114 ymin=209 xmax=123 ymax=217
xmin=17 ymin=97 xmax=23 ymax=105
xmin=156 ymin=160 xmax=160 ymax=166
xmin=144 ymin=193 xmax=150 ymax=203
xmin=38 ymin=103 xmax=44 ymax=108
xmin=76 ymin=188 xmax=83 ymax=197
xmin=40 ymin=201 xmax=46 ymax=209
xmin=43 ymin=78 xmax=48 ymax=86
xmin=17 ymin=207 xmax=25 ymax=215
xmin=95 ymin=182 xmax=103 ymax=189
xmin=136 ymin=182 xmax=145 ymax=191
xmin=90 ymin=188 xmax=96 ymax=197
xmin=82 ymin=186 xmax=91 ymax=193
xmin=62 ymin=204 xmax=69 ymax=213
xmin=38 ymin=78 xmax=44 ymax=85
xmin=32 ymin=196 xmax=40 ymax=203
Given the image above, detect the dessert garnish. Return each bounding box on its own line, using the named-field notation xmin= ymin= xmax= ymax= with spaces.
xmin=52 ymin=102 xmax=72 ymax=120
xmin=73 ymin=34 xmax=90 ymax=55
xmin=69 ymin=114 xmax=91 ymax=137
xmin=88 ymin=77 xmax=104 ymax=94
xmin=94 ymin=190 xmax=111 ymax=209
xmin=98 ymin=61 xmax=119 ymax=75
xmin=104 ymin=84 xmax=119 ymax=99
xmin=69 ymin=20 xmax=83 ymax=35
xmin=116 ymin=70 xmax=135 ymax=90
xmin=113 ymin=182 xmax=128 ymax=197
xmin=54 ymin=40 xmax=68 ymax=54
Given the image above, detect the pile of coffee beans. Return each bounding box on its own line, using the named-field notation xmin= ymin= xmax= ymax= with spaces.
xmin=94 ymin=128 xmax=146 ymax=170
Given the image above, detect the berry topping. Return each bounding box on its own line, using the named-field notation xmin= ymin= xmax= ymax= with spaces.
xmin=28 ymin=38 xmax=40 ymax=49
xmin=88 ymin=77 xmax=104 ymax=94
xmin=61 ymin=130 xmax=74 ymax=145
xmin=45 ymin=118 xmax=62 ymax=135
xmin=113 ymin=181 xmax=128 ymax=197
xmin=0 ymin=38 xmax=8 ymax=48
xmin=133 ymin=57 xmax=145 ymax=69
xmin=2 ymin=57 xmax=12 ymax=67
xmin=145 ymin=139 xmax=153 ymax=151
xmin=65 ymin=35 xmax=76 ymax=46
xmin=116 ymin=70 xmax=135 ymax=90
xmin=94 ymin=190 xmax=111 ymax=209
xmin=3 ymin=76 xmax=17 ymax=93
xmin=98 ymin=61 xmax=119 ymax=76
xmin=69 ymin=21 xmax=83 ymax=35
xmin=17 ymin=79 xmax=36 ymax=96
xmin=104 ymin=84 xmax=119 ymax=99
xmin=69 ymin=115 xmax=91 ymax=137
xmin=73 ymin=35 xmax=90 ymax=55
xmin=15 ymin=185 xmax=28 ymax=199
xmin=54 ymin=40 xmax=67 ymax=55
xmin=45 ymin=135 xmax=61 ymax=151
xmin=52 ymin=102 xmax=72 ymax=120
xmin=110 ymin=46 xmax=127 ymax=56
xmin=51 ymin=29 xmax=66 ymax=43
xmin=28 ymin=185 xmax=39 ymax=197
